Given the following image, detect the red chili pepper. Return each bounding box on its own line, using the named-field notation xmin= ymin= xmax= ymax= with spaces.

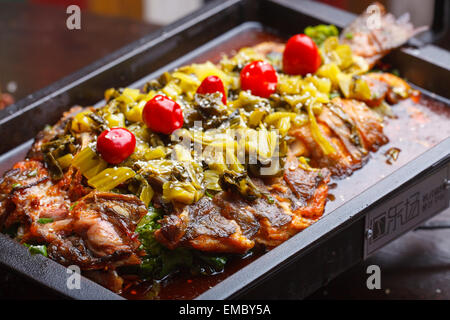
xmin=97 ymin=127 xmax=136 ymax=164
xmin=283 ymin=34 xmax=321 ymax=75
xmin=196 ymin=75 xmax=227 ymax=104
xmin=142 ymin=95 xmax=184 ymax=134
xmin=240 ymin=60 xmax=278 ymax=98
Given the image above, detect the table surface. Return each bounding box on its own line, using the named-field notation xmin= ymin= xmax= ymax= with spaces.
xmin=0 ymin=2 xmax=449 ymax=300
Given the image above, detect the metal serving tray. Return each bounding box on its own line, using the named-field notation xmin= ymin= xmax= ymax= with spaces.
xmin=0 ymin=0 xmax=449 ymax=300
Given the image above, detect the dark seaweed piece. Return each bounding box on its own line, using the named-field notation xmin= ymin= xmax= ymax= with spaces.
xmin=188 ymin=93 xmax=230 ymax=129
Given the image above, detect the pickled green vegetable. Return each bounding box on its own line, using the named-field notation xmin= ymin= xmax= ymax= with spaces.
xmin=72 ymin=147 xmax=108 ymax=179
xmin=304 ymin=24 xmax=339 ymax=46
xmin=46 ymin=22 xmax=392 ymax=213
xmin=307 ymin=103 xmax=336 ymax=156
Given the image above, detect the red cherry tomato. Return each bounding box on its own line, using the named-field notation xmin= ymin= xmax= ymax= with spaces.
xmin=196 ymin=75 xmax=227 ymax=104
xmin=142 ymin=95 xmax=184 ymax=134
xmin=97 ymin=128 xmax=136 ymax=164
xmin=283 ymin=34 xmax=321 ymax=75
xmin=240 ymin=60 xmax=278 ymax=98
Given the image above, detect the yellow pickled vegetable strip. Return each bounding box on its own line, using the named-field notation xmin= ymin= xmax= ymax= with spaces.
xmin=105 ymin=113 xmax=125 ymax=128
xmin=173 ymin=144 xmax=192 ymax=162
xmin=257 ymin=130 xmax=270 ymax=159
xmin=316 ymin=63 xmax=340 ymax=88
xmin=84 ymin=162 xmax=109 ymax=180
xmin=88 ymin=167 xmax=136 ymax=191
xmin=276 ymin=116 xmax=291 ymax=137
xmin=125 ymin=100 xmax=146 ymax=123
xmin=179 ymin=62 xmax=230 ymax=90
xmin=57 ymin=154 xmax=74 ymax=170
xmin=307 ymin=104 xmax=336 ymax=156
xmin=307 ymin=75 xmax=332 ymax=94
xmin=145 ymin=146 xmax=166 ymax=160
xmin=337 ymin=72 xmax=352 ymax=97
xmin=334 ymin=44 xmax=353 ymax=69
xmin=226 ymin=149 xmax=244 ymax=173
xmin=72 ymin=147 xmax=108 ymax=179
xmin=162 ymin=181 xmax=196 ymax=204
xmin=267 ymin=130 xmax=278 ymax=157
xmin=104 ymin=88 xmax=116 ymax=101
xmin=302 ymin=82 xmax=328 ymax=102
xmin=257 ymin=129 xmax=278 ymax=159
xmin=116 ymin=88 xmax=140 ymax=106
xmin=203 ymin=170 xmax=221 ymax=191
xmin=71 ymin=111 xmax=95 ymax=133
xmin=162 ymin=81 xmax=182 ymax=99
xmin=144 ymin=90 xmax=158 ymax=102
xmin=298 ymin=156 xmax=313 ymax=171
xmin=293 ymin=113 xmax=309 ymax=127
xmin=276 ymin=74 xmax=302 ymax=94
xmin=122 ymin=88 xmax=140 ymax=100
xmin=349 ymin=55 xmax=369 ymax=75
xmin=140 ymin=183 xmax=154 ymax=207
xmin=351 ymin=78 xmax=371 ymax=100
xmin=172 ymin=72 xmax=200 ymax=99
xmin=248 ymin=110 xmax=266 ymax=127
xmin=208 ymin=162 xmax=228 ymax=174
xmin=203 ymin=145 xmax=228 ymax=173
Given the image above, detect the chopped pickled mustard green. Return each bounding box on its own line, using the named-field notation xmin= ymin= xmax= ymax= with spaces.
xmin=277 ymin=74 xmax=302 ymax=94
xmin=140 ymin=183 xmax=154 ymax=207
xmin=276 ymin=116 xmax=291 ymax=137
xmin=58 ymin=24 xmax=394 ymax=209
xmin=203 ymin=170 xmax=221 ymax=191
xmin=351 ymin=77 xmax=372 ymax=100
xmin=248 ymin=109 xmax=267 ymax=127
xmin=264 ymin=112 xmax=297 ymax=125
xmin=105 ymin=112 xmax=126 ymax=128
xmin=88 ymin=167 xmax=136 ymax=191
xmin=57 ymin=153 xmax=74 ymax=169
xmin=304 ymin=24 xmax=339 ymax=46
xmin=163 ymin=181 xmax=198 ymax=204
xmin=71 ymin=111 xmax=96 ymax=133
xmin=72 ymin=147 xmax=108 ymax=179
xmin=307 ymin=103 xmax=336 ymax=156
xmin=145 ymin=146 xmax=166 ymax=160
xmin=122 ymin=88 xmax=141 ymax=100
xmin=317 ymin=63 xmax=341 ymax=88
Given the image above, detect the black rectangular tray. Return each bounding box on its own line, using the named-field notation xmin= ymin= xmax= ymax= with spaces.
xmin=0 ymin=0 xmax=449 ymax=300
